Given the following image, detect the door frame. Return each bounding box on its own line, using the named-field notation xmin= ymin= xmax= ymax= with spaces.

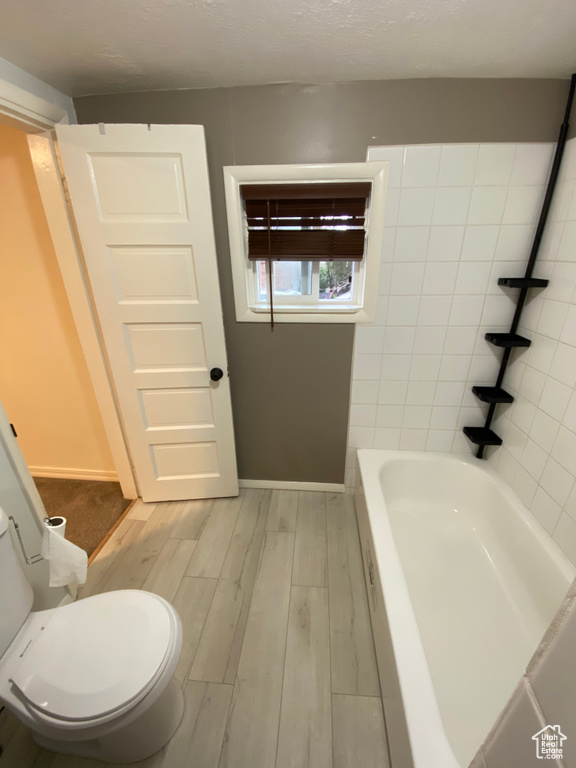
xmin=0 ymin=76 xmax=137 ymax=508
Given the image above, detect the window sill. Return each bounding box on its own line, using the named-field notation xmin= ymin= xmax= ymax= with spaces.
xmin=252 ymin=303 xmax=361 ymax=313
xmin=238 ymin=305 xmax=374 ymax=324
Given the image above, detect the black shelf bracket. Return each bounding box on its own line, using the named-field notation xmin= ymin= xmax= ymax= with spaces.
xmin=485 ymin=332 xmax=532 ymax=348
xmin=472 ymin=386 xmax=514 ymax=404
xmin=498 ymin=277 xmax=549 ymax=289
xmin=463 ymin=427 xmax=503 ymax=447
xmin=464 ymin=73 xmax=576 ymax=458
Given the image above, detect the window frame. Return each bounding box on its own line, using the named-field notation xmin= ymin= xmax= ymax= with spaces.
xmin=223 ymin=162 xmax=388 ymax=324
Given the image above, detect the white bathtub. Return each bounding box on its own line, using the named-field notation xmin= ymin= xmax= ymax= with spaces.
xmin=354 ymin=450 xmax=574 ymax=768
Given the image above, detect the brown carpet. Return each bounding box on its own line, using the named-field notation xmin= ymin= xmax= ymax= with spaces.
xmin=33 ymin=478 xmax=133 ymax=558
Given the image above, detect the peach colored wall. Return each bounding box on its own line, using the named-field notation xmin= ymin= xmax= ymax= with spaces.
xmin=0 ymin=124 xmax=116 ymax=477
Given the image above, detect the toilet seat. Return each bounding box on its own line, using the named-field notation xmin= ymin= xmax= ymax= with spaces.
xmin=11 ymin=591 xmax=177 ymax=724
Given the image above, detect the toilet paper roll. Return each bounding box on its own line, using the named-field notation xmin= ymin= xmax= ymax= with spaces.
xmin=45 ymin=516 xmax=66 ymax=538
xmin=40 ymin=525 xmax=87 ymax=588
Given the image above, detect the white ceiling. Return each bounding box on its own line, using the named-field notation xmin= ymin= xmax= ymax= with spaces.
xmin=1 ymin=0 xmax=575 ymax=97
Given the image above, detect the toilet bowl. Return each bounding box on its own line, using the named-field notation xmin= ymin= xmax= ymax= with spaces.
xmin=0 ymin=509 xmax=184 ymax=763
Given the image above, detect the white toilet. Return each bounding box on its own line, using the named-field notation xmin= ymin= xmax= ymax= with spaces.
xmin=0 ymin=508 xmax=184 ymax=763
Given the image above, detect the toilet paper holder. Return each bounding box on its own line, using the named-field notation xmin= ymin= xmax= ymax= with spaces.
xmin=9 ymin=516 xmax=44 ymax=565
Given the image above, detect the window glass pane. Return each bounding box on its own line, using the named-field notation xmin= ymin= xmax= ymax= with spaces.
xmin=256 ymin=261 xmax=268 ymax=301
xmin=319 ymin=261 xmax=354 ymax=300
xmin=273 ymin=261 xmax=312 ymax=296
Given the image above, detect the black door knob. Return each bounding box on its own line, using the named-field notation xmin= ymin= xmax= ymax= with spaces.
xmin=210 ymin=367 xmax=224 ymax=382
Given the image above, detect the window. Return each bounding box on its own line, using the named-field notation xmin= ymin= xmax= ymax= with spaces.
xmin=224 ymin=162 xmax=388 ymax=324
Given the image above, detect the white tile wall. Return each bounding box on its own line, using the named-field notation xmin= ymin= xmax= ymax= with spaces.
xmin=347 ymin=137 xmax=576 ymax=568
xmin=347 ymin=143 xmax=550 ymax=476
xmin=486 ymin=137 xmax=576 ymax=568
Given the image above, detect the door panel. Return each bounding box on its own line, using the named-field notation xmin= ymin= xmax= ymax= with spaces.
xmin=89 ymin=153 xmax=188 ymax=221
xmin=109 ymin=246 xmax=199 ymax=302
xmin=55 ymin=124 xmax=238 ymax=502
xmin=139 ymin=389 xmax=214 ymax=428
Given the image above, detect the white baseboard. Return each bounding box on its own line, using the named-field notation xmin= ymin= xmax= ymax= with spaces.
xmin=239 ymin=479 xmax=345 ymax=493
xmin=30 ymin=466 xmax=119 ymax=482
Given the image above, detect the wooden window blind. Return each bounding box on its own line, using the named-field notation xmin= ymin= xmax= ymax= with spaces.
xmin=240 ymin=182 xmax=371 ymax=261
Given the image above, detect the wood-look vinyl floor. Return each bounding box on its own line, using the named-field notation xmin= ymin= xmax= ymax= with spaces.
xmin=0 ymin=490 xmax=390 ymax=768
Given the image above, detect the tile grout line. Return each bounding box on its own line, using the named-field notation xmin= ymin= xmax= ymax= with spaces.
xmin=184 ymin=492 xmax=250 ymax=688
xmin=253 ymin=491 xmax=272 ymax=579
xmin=211 ymin=679 xmax=237 ymax=768
xmin=212 ymin=490 xmax=272 ymax=768
xmin=325 ymin=491 xmax=336 ymax=768
xmin=267 ymin=525 xmax=296 ymax=768
xmin=273 ymin=492 xmax=301 ymax=768
xmin=169 ymin=498 xmax=215 ymax=541
xmin=333 ymin=691 xmax=388 ymax=701
xmin=268 ymin=510 xmax=300 ymax=766
xmin=87 ymin=517 xmax=148 ymax=595
xmin=193 ymin=498 xmax=216 ymax=542
xmin=81 ymin=517 xmax=141 ymax=596
xmin=222 ymin=490 xmax=271 ymax=685
xmin=178 ymin=577 xmax=219 ymax=689
xmin=195 ymin=491 xmax=246 ymax=576
xmin=346 ymin=493 xmax=392 ymax=767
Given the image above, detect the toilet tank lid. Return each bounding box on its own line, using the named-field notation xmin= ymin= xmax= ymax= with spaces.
xmin=11 ymin=590 xmax=176 ymax=722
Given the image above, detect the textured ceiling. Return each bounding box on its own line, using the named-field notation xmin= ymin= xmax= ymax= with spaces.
xmin=1 ymin=0 xmax=575 ymax=96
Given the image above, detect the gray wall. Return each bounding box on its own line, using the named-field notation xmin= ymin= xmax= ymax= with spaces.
xmin=74 ymin=79 xmax=572 ymax=484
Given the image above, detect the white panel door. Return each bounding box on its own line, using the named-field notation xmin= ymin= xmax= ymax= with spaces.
xmin=55 ymin=124 xmax=238 ymax=502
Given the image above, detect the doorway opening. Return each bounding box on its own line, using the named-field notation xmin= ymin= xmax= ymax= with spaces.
xmin=0 ymin=123 xmax=132 ymax=557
